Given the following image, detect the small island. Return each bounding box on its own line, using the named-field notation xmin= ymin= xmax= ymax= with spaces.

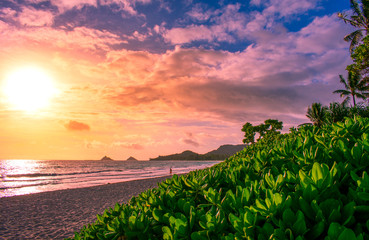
xmin=100 ymin=156 xmax=114 ymax=161
xmin=126 ymin=156 xmax=138 ymax=161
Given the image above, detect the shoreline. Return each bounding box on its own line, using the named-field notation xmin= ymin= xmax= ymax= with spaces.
xmin=0 ymin=175 xmax=174 ymax=239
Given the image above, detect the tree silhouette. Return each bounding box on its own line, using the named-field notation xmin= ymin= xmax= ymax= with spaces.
xmin=333 ymin=71 xmax=369 ymax=106
xmin=242 ymin=119 xmax=283 ymax=144
xmin=338 ymin=0 xmax=369 ymax=52
xmin=306 ymin=103 xmax=328 ymax=127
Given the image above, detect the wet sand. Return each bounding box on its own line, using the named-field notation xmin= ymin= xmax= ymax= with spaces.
xmin=0 ymin=176 xmax=171 ymax=239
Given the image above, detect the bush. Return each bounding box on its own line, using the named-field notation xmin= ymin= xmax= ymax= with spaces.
xmin=69 ymin=117 xmax=369 ymax=240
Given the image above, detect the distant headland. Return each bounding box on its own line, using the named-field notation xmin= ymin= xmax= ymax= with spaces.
xmin=126 ymin=156 xmax=138 ymax=161
xmin=150 ymin=144 xmax=247 ymax=161
xmin=100 ymin=156 xmax=114 ymax=161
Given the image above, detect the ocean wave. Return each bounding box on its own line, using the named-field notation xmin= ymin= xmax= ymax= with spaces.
xmin=4 ymin=169 xmax=123 ymax=178
xmin=0 ymin=181 xmax=52 ymax=190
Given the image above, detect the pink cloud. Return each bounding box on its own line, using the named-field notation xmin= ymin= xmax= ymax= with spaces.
xmin=164 ymin=25 xmax=214 ymax=44
xmin=112 ymin=142 xmax=144 ymax=150
xmin=84 ymin=140 xmax=105 ymax=149
xmin=182 ymin=138 xmax=200 ymax=147
xmin=104 ymin=49 xmax=160 ymax=83
xmin=181 ymin=132 xmax=200 ymax=147
xmin=0 ymin=21 xmax=124 ymax=52
xmin=65 ymin=120 xmax=90 ymax=131
xmin=25 ymin=0 xmax=151 ymax=15
xmin=0 ymin=7 xmax=17 ymax=18
xmin=102 ymin=14 xmax=351 ymax=127
xmin=17 ymin=7 xmax=54 ymax=27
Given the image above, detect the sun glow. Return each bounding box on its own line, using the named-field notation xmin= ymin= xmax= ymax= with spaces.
xmin=3 ymin=67 xmax=58 ymax=112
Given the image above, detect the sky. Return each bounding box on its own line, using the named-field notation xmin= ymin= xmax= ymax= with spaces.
xmin=0 ymin=0 xmax=355 ymax=160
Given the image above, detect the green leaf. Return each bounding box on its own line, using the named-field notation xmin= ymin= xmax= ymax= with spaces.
xmin=244 ymin=210 xmax=255 ymax=226
xmin=153 ymin=209 xmax=163 ymax=222
xmin=328 ymin=222 xmax=342 ymax=239
xmin=282 ymin=208 xmax=295 ymax=227
xmin=292 ymin=211 xmax=307 ymax=235
xmin=307 ymin=221 xmax=325 ymax=239
xmin=338 ymin=228 xmax=356 ymax=240
xmin=162 ymin=226 xmax=173 ymax=240
xmin=298 ymin=197 xmax=314 ymax=221
xmin=128 ymin=216 xmax=136 ymax=229
xmin=229 ymin=213 xmax=242 ymax=232
xmin=312 ymin=162 xmax=323 ymax=183
xmin=342 ymin=202 xmax=355 ymax=226
xmin=357 ymin=192 xmax=369 ymax=201
xmin=191 ymin=231 xmax=208 ymax=240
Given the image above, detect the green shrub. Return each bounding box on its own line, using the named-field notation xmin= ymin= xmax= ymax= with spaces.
xmin=69 ymin=117 xmax=369 ymax=240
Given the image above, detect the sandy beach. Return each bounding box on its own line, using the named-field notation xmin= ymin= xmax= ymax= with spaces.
xmin=0 ymin=176 xmax=171 ymax=240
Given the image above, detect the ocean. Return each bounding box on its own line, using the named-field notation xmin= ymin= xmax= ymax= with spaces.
xmin=0 ymin=159 xmax=221 ymax=198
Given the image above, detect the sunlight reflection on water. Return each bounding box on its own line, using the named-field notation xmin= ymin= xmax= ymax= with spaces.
xmin=0 ymin=159 xmax=221 ymax=198
xmin=0 ymin=159 xmax=46 ymax=197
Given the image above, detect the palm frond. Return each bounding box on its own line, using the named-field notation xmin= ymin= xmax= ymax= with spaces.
xmin=356 ymin=92 xmax=369 ymax=99
xmin=344 ymin=30 xmax=364 ymax=52
xmin=343 ymin=97 xmax=351 ymax=106
xmin=333 ymin=89 xmax=351 ymax=95
xmin=362 ymin=0 xmax=369 ymax=20
xmin=338 ymin=75 xmax=349 ymax=89
xmin=351 ymin=0 xmax=364 ymax=19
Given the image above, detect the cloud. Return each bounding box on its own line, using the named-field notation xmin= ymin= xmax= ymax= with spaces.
xmin=65 ymin=120 xmax=90 ymax=131
xmin=84 ymin=140 xmax=104 ymax=148
xmin=164 ymin=25 xmax=215 ymax=44
xmin=0 ymin=21 xmax=124 ymax=53
xmin=162 ymin=1 xmax=320 ymax=45
xmin=181 ymin=132 xmax=200 ymax=147
xmin=17 ymin=7 xmax=55 ymax=26
xmin=182 ymin=138 xmax=200 ymax=147
xmin=294 ymin=15 xmax=351 ymax=54
xmin=263 ymin=0 xmax=318 ymax=17
xmin=25 ymin=0 xmax=151 ymax=15
xmin=112 ymin=142 xmax=144 ymax=150
xmin=163 ymin=4 xmax=247 ymax=44
xmin=103 ymin=13 xmax=351 ymax=127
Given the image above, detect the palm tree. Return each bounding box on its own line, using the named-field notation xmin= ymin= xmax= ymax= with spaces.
xmin=306 ymin=103 xmax=328 ymax=127
xmin=326 ymin=102 xmax=349 ymax=124
xmin=338 ymin=0 xmax=369 ymax=52
xmin=333 ymin=71 xmax=369 ymax=106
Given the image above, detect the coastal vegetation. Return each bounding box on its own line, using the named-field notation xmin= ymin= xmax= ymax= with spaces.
xmin=69 ymin=1 xmax=369 ymax=239
xmin=70 ymin=117 xmax=369 ymax=239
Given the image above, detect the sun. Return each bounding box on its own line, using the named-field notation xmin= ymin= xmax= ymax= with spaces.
xmin=3 ymin=67 xmax=57 ymax=112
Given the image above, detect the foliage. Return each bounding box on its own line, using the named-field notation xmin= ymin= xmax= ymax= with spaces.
xmin=306 ymin=103 xmax=328 ymax=127
xmin=241 ymin=119 xmax=283 ymax=144
xmin=306 ymin=101 xmax=369 ymax=126
xmin=347 ymin=36 xmax=369 ymax=82
xmin=326 ymin=102 xmax=350 ymax=124
xmin=70 ymin=117 xmax=369 ymax=240
xmin=333 ymin=71 xmax=369 ymax=106
xmin=338 ymin=0 xmax=369 ymax=52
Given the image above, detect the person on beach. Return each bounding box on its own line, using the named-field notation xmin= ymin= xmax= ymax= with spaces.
xmin=170 ymin=167 xmax=172 ymax=175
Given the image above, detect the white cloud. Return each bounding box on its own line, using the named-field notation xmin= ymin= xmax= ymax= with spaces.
xmin=294 ymin=14 xmax=352 ymax=54
xmin=164 ymin=25 xmax=214 ymax=44
xmin=264 ymin=0 xmax=317 ymax=17
xmin=164 ymin=4 xmax=247 ymax=44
